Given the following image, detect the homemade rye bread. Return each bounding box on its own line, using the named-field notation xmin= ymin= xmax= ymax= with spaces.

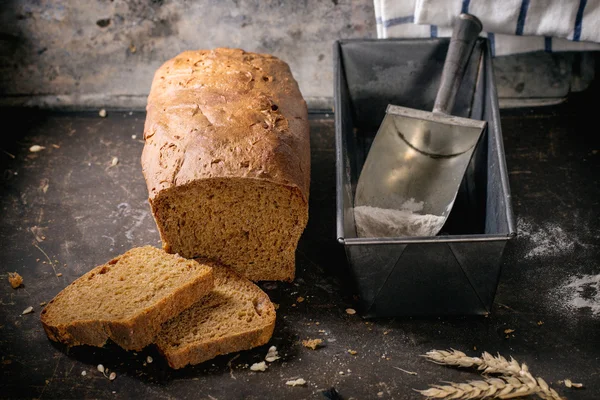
xmin=155 ymin=263 xmax=276 ymax=369
xmin=141 ymin=48 xmax=310 ymax=282
xmin=40 ymin=246 xmax=214 ymax=351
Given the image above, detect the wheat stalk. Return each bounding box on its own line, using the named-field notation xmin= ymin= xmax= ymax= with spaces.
xmin=417 ymin=376 xmax=562 ymax=400
xmin=418 ymin=350 xmax=564 ymax=400
xmin=424 ymin=350 xmax=534 ymax=380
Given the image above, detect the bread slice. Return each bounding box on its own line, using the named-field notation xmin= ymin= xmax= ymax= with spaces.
xmin=155 ymin=263 xmax=276 ymax=369
xmin=141 ymin=48 xmax=310 ymax=282
xmin=40 ymin=246 xmax=214 ymax=351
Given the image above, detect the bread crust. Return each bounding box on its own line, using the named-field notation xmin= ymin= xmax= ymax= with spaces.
xmin=141 ymin=48 xmax=310 ymax=203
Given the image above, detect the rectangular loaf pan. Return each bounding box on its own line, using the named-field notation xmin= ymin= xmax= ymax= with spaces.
xmin=334 ymin=38 xmax=516 ymax=317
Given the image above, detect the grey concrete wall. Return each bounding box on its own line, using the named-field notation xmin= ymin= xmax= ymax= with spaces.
xmin=0 ymin=0 xmax=376 ymax=110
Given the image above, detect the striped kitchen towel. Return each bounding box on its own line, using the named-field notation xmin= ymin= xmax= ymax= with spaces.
xmin=374 ymin=0 xmax=600 ymax=56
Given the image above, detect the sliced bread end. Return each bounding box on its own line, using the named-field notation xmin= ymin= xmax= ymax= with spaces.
xmin=155 ymin=263 xmax=276 ymax=369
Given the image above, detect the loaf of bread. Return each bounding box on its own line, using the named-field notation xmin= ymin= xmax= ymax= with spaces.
xmin=40 ymin=246 xmax=214 ymax=351
xmin=155 ymin=263 xmax=276 ymax=369
xmin=142 ymin=48 xmax=310 ymax=282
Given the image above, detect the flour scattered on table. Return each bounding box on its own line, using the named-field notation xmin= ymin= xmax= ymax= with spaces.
xmin=556 ymin=274 xmax=600 ymax=316
xmin=517 ymin=218 xmax=575 ymax=259
xmin=354 ymin=206 xmax=445 ymax=238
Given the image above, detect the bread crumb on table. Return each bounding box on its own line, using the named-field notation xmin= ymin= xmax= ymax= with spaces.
xmin=348 ymin=349 xmax=358 ymax=355
xmin=8 ymin=272 xmax=23 ymax=289
xmin=345 ymin=308 xmax=356 ymax=315
xmin=250 ymin=361 xmax=267 ymax=372
xmin=99 ymin=109 xmax=107 ymax=118
xmin=302 ymin=338 xmax=323 ymax=350
xmin=29 ymin=145 xmax=45 ymax=153
xmin=22 ymin=306 xmax=34 ymax=315
xmin=285 ymin=378 xmax=306 ymax=387
xmin=265 ymin=346 xmax=280 ymax=362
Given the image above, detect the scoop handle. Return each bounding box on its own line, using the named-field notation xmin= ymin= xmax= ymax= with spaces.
xmin=432 ymin=13 xmax=483 ymax=115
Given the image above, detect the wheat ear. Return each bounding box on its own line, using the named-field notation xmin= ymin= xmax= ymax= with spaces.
xmin=424 ymin=350 xmax=536 ymax=382
xmin=417 ymin=376 xmax=563 ymax=400
xmin=419 ymin=350 xmax=563 ymax=400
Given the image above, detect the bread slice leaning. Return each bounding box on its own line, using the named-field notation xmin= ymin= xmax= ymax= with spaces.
xmin=40 ymin=246 xmax=214 ymax=351
xmin=155 ymin=263 xmax=276 ymax=369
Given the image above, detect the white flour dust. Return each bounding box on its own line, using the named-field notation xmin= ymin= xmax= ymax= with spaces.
xmin=556 ymin=274 xmax=600 ymax=317
xmin=354 ymin=205 xmax=445 ymax=238
xmin=517 ymin=218 xmax=575 ymax=259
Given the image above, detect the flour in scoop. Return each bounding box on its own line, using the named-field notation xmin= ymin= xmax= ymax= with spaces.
xmin=354 ymin=205 xmax=445 ymax=238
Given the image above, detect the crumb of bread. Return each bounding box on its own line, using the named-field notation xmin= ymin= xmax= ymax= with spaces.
xmin=8 ymin=272 xmax=23 ymax=289
xmin=302 ymin=339 xmax=323 ymax=350
xmin=285 ymin=378 xmax=306 ymax=386
xmin=265 ymin=346 xmax=280 ymax=362
xmin=250 ymin=361 xmax=267 ymax=372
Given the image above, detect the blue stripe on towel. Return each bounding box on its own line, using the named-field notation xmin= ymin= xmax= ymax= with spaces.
xmin=487 ymin=32 xmax=496 ymax=57
xmin=544 ymin=36 xmax=552 ymax=52
xmin=574 ymin=0 xmax=587 ymax=41
xmin=516 ymin=0 xmax=530 ymax=35
xmin=382 ymin=15 xmax=414 ymax=28
xmin=430 ymin=25 xmax=438 ymax=38
xmin=461 ymin=0 xmax=471 ymax=13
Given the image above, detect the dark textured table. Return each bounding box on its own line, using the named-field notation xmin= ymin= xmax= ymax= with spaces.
xmin=0 ymin=94 xmax=599 ymax=399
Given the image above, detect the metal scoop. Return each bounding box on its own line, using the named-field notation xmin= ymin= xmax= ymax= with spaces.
xmin=354 ymin=14 xmax=486 ymax=238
